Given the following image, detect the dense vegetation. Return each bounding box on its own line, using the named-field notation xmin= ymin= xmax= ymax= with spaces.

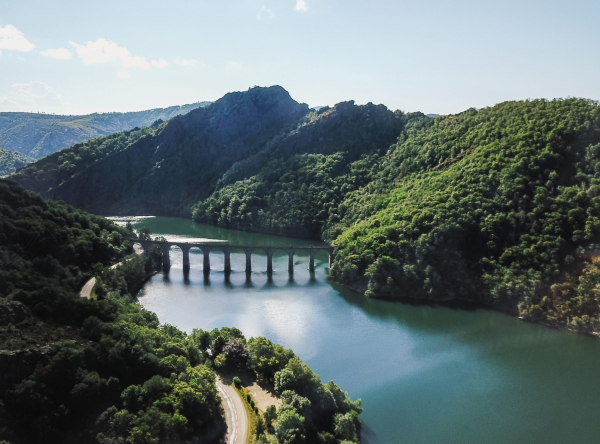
xmin=0 ymin=147 xmax=33 ymax=177
xmin=196 ymin=97 xmax=599 ymax=334
xmin=328 ymin=99 xmax=600 ymax=333
xmin=12 ymin=123 xmax=164 ymax=195
xmin=0 ymin=179 xmax=225 ymax=443
xmin=0 ymin=102 xmax=209 ymax=158
xmin=198 ymin=328 xmax=362 ymax=444
xmin=11 ymin=86 xmax=599 ymax=334
xmin=192 ymin=102 xmax=407 ymax=237
xmin=0 ymin=179 xmax=361 ymax=443
xmin=13 ymin=86 xmax=309 ymax=216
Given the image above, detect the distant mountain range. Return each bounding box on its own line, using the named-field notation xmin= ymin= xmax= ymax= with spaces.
xmin=0 ymin=102 xmax=211 ymax=159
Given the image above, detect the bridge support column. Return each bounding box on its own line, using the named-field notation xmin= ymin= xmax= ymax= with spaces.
xmin=182 ymin=246 xmax=190 ymax=271
xmin=224 ymin=250 xmax=231 ymax=273
xmin=328 ymin=248 xmax=333 ymax=268
xmin=245 ymin=249 xmax=252 ymax=273
xmin=267 ymin=249 xmax=273 ymax=273
xmin=288 ymin=250 xmax=295 ymax=273
xmin=161 ymin=244 xmax=170 ymax=270
xmin=308 ymin=247 xmax=315 ymax=273
xmin=203 ymin=249 xmax=210 ymax=274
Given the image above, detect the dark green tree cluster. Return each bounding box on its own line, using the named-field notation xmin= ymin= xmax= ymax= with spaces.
xmin=0 ymin=147 xmax=34 ymax=177
xmin=194 ymin=98 xmax=599 ymax=334
xmin=190 ymin=328 xmax=362 ymax=444
xmin=329 ymin=98 xmax=600 ymax=333
xmin=192 ymin=101 xmax=415 ymax=238
xmin=11 ymin=123 xmax=163 ymax=194
xmin=0 ymin=179 xmax=223 ymax=443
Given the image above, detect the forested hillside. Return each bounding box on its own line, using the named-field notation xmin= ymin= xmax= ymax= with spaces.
xmin=12 ymin=86 xmax=309 ymax=216
xmin=0 ymin=102 xmax=210 ymax=158
xmin=327 ymin=99 xmax=600 ymax=333
xmin=0 ymin=179 xmax=223 ymax=443
xmin=0 ymin=179 xmax=362 ymax=443
xmin=0 ymin=147 xmax=33 ymax=177
xmin=192 ymin=101 xmax=411 ymax=237
xmin=194 ymin=97 xmax=599 ymax=334
xmin=11 ymin=87 xmax=599 ymax=334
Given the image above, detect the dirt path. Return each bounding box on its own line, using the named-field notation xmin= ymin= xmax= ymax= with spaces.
xmin=216 ymin=377 xmax=248 ymax=444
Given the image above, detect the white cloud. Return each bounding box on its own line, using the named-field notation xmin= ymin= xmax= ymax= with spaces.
xmin=0 ymin=24 xmax=35 ymax=54
xmin=69 ymin=38 xmax=133 ymax=65
xmin=257 ymin=5 xmax=274 ymax=19
xmin=40 ymin=47 xmax=72 ymax=60
xmin=0 ymin=81 xmax=66 ymax=112
xmin=174 ymin=56 xmax=198 ymax=66
xmin=295 ymin=0 xmax=308 ymax=12
xmin=151 ymin=59 xmax=169 ymax=67
xmin=68 ymin=38 xmax=168 ymax=76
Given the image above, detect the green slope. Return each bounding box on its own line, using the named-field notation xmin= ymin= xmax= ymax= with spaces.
xmin=0 ymin=179 xmax=361 ymax=443
xmin=328 ymin=98 xmax=599 ymax=333
xmin=13 ymin=86 xmax=310 ymax=216
xmin=0 ymin=147 xmax=34 ymax=177
xmin=192 ymin=101 xmax=411 ymax=237
xmin=0 ymin=102 xmax=210 ymax=158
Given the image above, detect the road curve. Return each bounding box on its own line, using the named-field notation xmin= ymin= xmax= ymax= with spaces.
xmin=80 ymin=244 xmax=144 ymax=298
xmin=216 ymin=377 xmax=248 ymax=444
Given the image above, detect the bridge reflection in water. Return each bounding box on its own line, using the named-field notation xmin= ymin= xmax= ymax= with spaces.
xmin=134 ymin=240 xmax=333 ymax=273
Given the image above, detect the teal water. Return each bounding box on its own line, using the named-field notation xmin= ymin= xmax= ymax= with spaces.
xmin=125 ymin=216 xmax=600 ymax=444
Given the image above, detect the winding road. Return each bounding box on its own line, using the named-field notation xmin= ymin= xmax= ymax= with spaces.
xmin=216 ymin=377 xmax=248 ymax=444
xmin=79 ymin=245 xmax=249 ymax=443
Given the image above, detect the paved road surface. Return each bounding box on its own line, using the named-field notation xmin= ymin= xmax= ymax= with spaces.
xmin=216 ymin=377 xmax=248 ymax=444
xmin=80 ymin=244 xmax=144 ymax=298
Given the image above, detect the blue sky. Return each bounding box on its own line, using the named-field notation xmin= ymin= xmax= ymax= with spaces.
xmin=1 ymin=0 xmax=598 ymax=115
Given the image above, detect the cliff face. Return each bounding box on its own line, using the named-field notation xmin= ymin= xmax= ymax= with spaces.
xmin=0 ymin=102 xmax=210 ymax=158
xmin=14 ymin=86 xmax=309 ymax=216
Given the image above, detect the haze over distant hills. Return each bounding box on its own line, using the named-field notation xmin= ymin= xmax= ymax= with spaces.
xmin=0 ymin=102 xmax=211 ymax=158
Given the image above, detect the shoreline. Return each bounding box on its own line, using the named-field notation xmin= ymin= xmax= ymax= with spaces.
xmin=335 ymin=279 xmax=600 ymax=338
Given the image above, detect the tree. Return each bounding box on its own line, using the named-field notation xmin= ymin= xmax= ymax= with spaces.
xmin=264 ymin=405 xmax=277 ymax=428
xmin=275 ymin=406 xmax=305 ymax=444
xmin=222 ymin=340 xmax=249 ymax=370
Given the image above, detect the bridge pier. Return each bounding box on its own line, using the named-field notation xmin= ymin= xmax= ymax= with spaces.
xmin=245 ymin=249 xmax=252 ymax=273
xmin=309 ymin=247 xmax=315 ymax=273
xmin=288 ymin=249 xmax=295 ymax=273
xmin=267 ymin=248 xmax=273 ymax=273
xmin=181 ymin=245 xmax=191 ymax=271
xmin=224 ymin=249 xmax=231 ymax=273
xmin=161 ymin=244 xmax=170 ymax=270
xmin=203 ymin=249 xmax=210 ymax=273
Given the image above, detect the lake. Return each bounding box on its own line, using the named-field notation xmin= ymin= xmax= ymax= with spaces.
xmin=118 ymin=216 xmax=600 ymax=444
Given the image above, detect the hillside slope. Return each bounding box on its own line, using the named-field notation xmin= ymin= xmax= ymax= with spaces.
xmin=12 ymin=86 xmax=309 ymax=216
xmin=192 ymin=102 xmax=419 ymax=237
xmin=0 ymin=102 xmax=210 ymax=158
xmin=327 ymin=98 xmax=600 ymax=333
xmin=0 ymin=147 xmax=34 ymax=176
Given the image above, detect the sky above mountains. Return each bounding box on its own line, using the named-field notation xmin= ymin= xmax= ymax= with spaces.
xmin=1 ymin=0 xmax=598 ymax=115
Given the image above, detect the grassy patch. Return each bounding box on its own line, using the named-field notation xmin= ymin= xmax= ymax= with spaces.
xmin=234 ymin=383 xmax=277 ymax=444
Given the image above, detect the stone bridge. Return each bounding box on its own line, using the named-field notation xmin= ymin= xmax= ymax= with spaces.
xmin=132 ymin=239 xmax=333 ymax=273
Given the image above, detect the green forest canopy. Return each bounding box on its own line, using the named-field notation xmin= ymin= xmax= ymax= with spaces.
xmin=193 ymin=98 xmax=600 ymax=334
xmin=0 ymin=179 xmax=360 ymax=444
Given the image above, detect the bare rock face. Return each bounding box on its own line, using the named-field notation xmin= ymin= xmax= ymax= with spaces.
xmin=0 ymin=300 xmax=31 ymax=326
